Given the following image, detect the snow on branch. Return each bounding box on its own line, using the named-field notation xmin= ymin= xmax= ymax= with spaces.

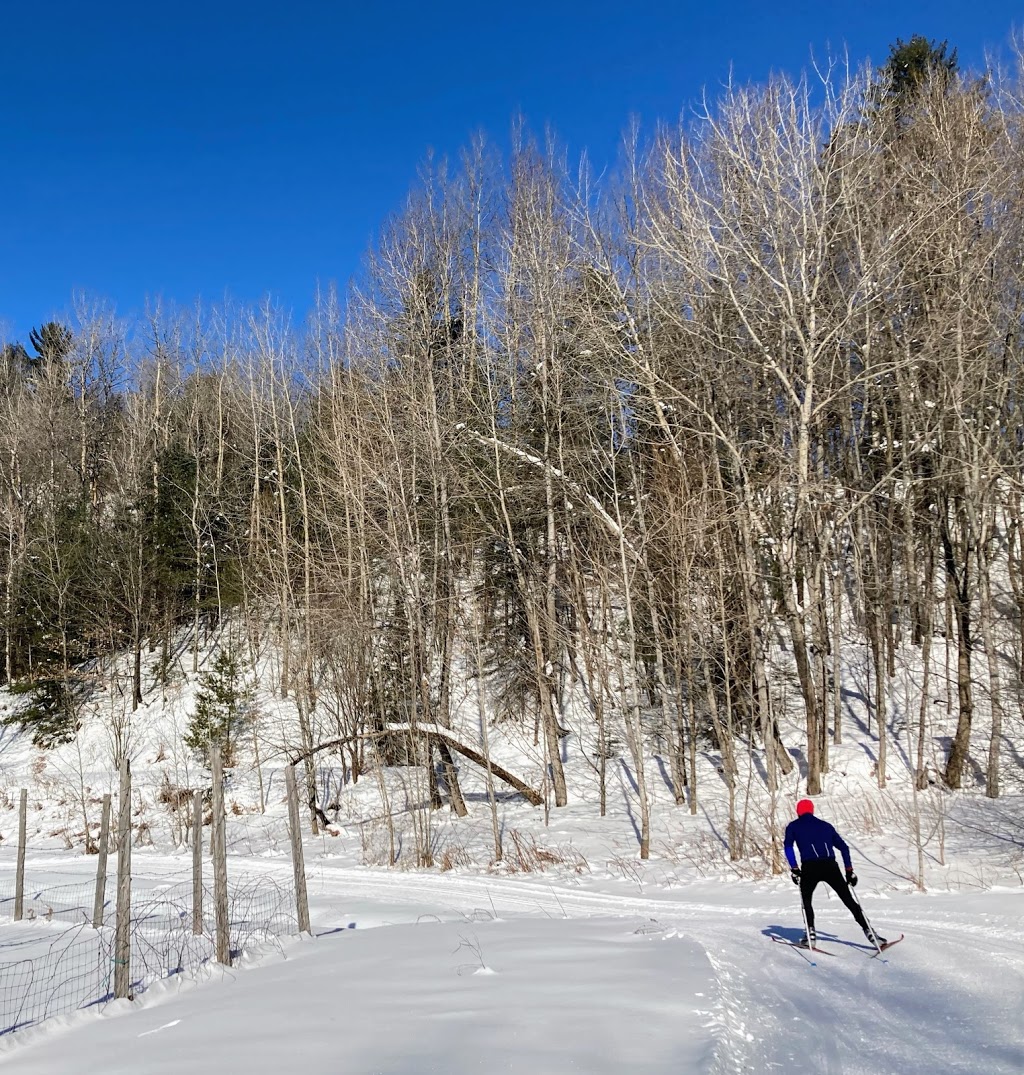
xmin=290 ymin=725 xmax=544 ymax=807
xmin=460 ymin=428 xmax=639 ymax=560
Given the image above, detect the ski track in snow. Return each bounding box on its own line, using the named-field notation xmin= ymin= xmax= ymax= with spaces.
xmin=117 ymin=857 xmax=1024 ymax=1073
xmin=275 ymin=865 xmax=1024 ymax=1074
xmin=4 ymin=853 xmax=1022 ymax=1073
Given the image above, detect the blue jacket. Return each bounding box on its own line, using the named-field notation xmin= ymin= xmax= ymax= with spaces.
xmin=784 ymin=814 xmax=853 ymax=871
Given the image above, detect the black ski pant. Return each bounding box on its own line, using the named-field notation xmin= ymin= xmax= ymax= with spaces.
xmin=799 ymin=858 xmax=868 ymax=933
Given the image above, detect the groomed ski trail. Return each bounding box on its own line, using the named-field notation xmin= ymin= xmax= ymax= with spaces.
xmin=296 ymin=864 xmax=1024 ymax=1074
xmin=42 ymin=855 xmax=1024 ymax=1073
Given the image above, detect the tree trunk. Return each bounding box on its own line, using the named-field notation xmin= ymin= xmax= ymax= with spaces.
xmin=941 ymin=526 xmax=974 ymax=789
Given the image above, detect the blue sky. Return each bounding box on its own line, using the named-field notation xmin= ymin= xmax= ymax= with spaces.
xmin=1 ymin=1 xmax=1019 ymax=344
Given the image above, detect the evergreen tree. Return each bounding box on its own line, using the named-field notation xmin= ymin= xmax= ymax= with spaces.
xmin=870 ymin=35 xmax=959 ymax=122
xmin=27 ymin=322 xmax=74 ymax=375
xmin=184 ymin=648 xmax=252 ymax=766
xmin=2 ymin=676 xmax=82 ymax=747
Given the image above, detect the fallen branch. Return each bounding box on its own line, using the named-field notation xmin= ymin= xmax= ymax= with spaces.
xmin=396 ymin=723 xmax=544 ymax=807
xmin=287 ymin=725 xmax=544 ymax=807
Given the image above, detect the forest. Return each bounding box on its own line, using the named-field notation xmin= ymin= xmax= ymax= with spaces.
xmin=2 ymin=38 xmax=1023 ymax=864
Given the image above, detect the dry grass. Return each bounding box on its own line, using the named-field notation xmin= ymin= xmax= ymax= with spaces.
xmin=157 ymin=774 xmax=193 ymax=811
xmin=607 ymin=853 xmax=643 ymax=885
xmin=439 ymin=842 xmax=473 ymax=871
xmin=359 ymin=816 xmax=397 ymax=868
xmin=501 ymin=829 xmax=590 ymax=875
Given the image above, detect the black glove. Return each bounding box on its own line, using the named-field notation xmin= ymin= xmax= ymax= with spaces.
xmin=846 ymin=869 xmax=858 ymax=887
xmin=790 ymin=868 xmax=801 ymax=885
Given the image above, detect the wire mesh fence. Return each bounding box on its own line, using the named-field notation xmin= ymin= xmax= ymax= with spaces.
xmin=0 ymin=922 xmax=109 ymax=1034
xmin=0 ymin=870 xmax=298 ymax=1035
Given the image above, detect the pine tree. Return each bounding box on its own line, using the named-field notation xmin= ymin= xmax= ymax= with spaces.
xmin=870 ymin=35 xmax=959 ymax=124
xmin=3 ymin=676 xmax=81 ymax=747
xmin=27 ymin=322 xmax=74 ymax=373
xmin=184 ymin=648 xmax=252 ymax=766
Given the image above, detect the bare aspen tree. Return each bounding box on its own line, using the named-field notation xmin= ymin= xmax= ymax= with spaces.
xmin=486 ymin=139 xmax=584 ymax=809
xmin=643 ymin=68 xmax=923 ymax=797
xmin=0 ymin=359 xmax=31 ymax=686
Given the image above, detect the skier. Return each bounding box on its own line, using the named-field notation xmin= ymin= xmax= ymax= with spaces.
xmin=784 ymin=799 xmax=886 ymax=948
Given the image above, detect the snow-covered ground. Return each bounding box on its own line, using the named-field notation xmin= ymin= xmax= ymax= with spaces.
xmin=0 ymin=851 xmax=1021 ymax=1074
xmin=0 ymin=631 xmax=1023 ymax=1072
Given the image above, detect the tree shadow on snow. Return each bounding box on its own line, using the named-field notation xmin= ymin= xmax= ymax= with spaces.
xmin=463 ymin=790 xmax=523 ymax=805
xmin=839 ymin=682 xmax=872 ymax=737
xmin=944 ymin=801 xmax=1024 ymax=849
xmin=751 ymin=751 xmax=770 ymax=787
xmin=1001 ymin=736 xmax=1024 ymax=780
xmin=616 ymin=760 xmax=642 ymax=847
xmin=857 ymin=740 xmax=877 ymax=765
xmin=788 ymin=746 xmax=807 ymax=779
xmin=704 ymin=752 xmax=737 ymax=788
xmin=966 ymin=753 xmax=987 ymax=789
xmin=653 ymin=754 xmax=677 ymax=796
xmin=699 ymin=803 xmax=730 ymax=853
xmin=617 ymin=757 xmax=639 ymax=795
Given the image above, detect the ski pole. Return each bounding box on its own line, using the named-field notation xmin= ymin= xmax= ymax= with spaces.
xmin=849 ymin=884 xmax=881 ymax=952
xmin=797 ymin=878 xmax=813 ymax=948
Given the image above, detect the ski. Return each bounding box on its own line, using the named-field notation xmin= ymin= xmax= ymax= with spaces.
xmin=867 ymin=933 xmax=904 ymax=956
xmin=844 ymin=933 xmax=903 ymax=956
xmin=769 ymin=935 xmax=838 ymax=956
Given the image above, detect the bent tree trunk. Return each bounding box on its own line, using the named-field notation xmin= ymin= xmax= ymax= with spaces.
xmin=292 ymin=727 xmax=544 ymax=807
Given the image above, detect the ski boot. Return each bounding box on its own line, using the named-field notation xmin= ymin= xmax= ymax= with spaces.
xmin=863 ymin=926 xmax=887 ymax=948
xmin=799 ymin=929 xmax=816 ymax=948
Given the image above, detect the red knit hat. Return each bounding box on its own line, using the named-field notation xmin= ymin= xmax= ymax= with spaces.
xmin=796 ymin=799 xmax=815 ymax=816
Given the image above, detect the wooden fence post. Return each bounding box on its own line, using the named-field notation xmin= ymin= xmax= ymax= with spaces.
xmin=285 ymin=764 xmax=311 ymax=935
xmin=211 ymin=745 xmax=231 ymax=965
xmin=92 ymin=793 xmax=111 ymax=928
xmin=14 ymin=789 xmax=26 ymax=922
xmin=192 ymin=789 xmax=204 ymax=935
xmin=114 ymin=759 xmax=132 ymax=1000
